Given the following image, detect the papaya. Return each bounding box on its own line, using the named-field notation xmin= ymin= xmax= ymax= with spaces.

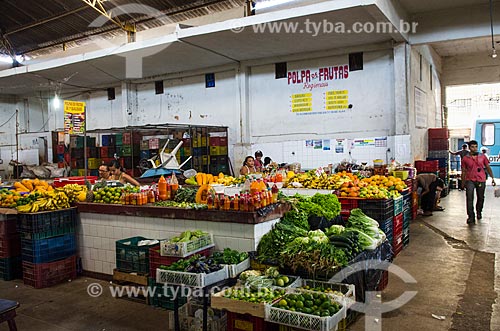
xmin=207 ymin=174 xmax=213 ymax=184
xmin=195 ymin=184 xmax=209 ymax=204
xmin=14 ymin=182 xmax=29 ymax=192
xmin=196 ymin=173 xmax=203 ymax=186
xmin=22 ymin=179 xmax=34 ymax=191
xmin=218 ymin=172 xmax=224 ymax=179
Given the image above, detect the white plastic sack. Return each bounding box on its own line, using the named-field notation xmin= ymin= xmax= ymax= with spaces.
xmin=495 ymin=187 xmax=500 ymax=198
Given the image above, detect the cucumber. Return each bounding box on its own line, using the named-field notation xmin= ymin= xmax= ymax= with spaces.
xmin=328 ymin=235 xmax=353 ymax=246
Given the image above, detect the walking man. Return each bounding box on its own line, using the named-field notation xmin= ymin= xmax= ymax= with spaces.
xmin=461 ymin=140 xmax=496 ymax=224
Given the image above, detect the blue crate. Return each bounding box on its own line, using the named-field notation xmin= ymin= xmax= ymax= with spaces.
xmin=22 ymin=234 xmax=76 ymax=264
xmin=378 ymin=217 xmax=393 ymax=237
xmin=393 ymin=196 xmax=404 ymax=216
xmin=403 ymin=208 xmax=412 ymax=225
xmin=18 ymin=208 xmax=77 ymax=234
xmin=0 ymin=256 xmax=22 ymax=281
xmin=102 ymin=135 xmax=111 ymax=146
xmin=140 ymin=150 xmax=151 ymax=160
xmin=403 ymin=196 xmax=411 ymax=211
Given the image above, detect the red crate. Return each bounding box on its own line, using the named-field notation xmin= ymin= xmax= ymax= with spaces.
xmin=415 ymin=160 xmax=439 ymax=173
xmin=376 ymin=270 xmax=389 ymax=291
xmin=148 ymin=245 xmax=213 ymax=279
xmin=53 ymin=176 xmax=98 ymax=188
xmin=392 ymin=236 xmax=403 ymax=257
xmin=393 ymin=213 xmax=403 ymax=237
xmin=0 ymin=235 xmax=21 ymax=258
xmin=428 ymin=128 xmax=449 ymax=139
xmin=57 ymin=162 xmax=65 ymax=168
xmin=227 ymin=312 xmax=276 ymax=331
xmin=64 ymin=153 xmax=71 ymax=163
xmin=428 ymin=139 xmax=449 ymax=151
xmin=0 ymin=216 xmax=17 ymax=236
xmin=209 ymin=137 xmax=228 ymax=146
xmin=101 ymin=157 xmax=113 ymax=165
xmin=338 ymin=197 xmax=359 ymax=214
xmin=22 ymin=255 xmax=77 ymax=289
xmin=56 ymin=144 xmax=65 ymax=154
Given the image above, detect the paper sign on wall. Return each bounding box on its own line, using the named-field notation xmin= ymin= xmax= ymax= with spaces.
xmin=325 ymin=90 xmax=349 ymax=111
xmin=305 ymin=140 xmax=313 ymax=148
xmin=290 ymin=93 xmax=313 ymax=113
xmin=375 ymin=137 xmax=387 ymax=147
xmin=335 ymin=139 xmax=345 ymax=153
xmin=322 ymin=140 xmax=331 ymax=151
xmin=64 ymin=100 xmax=86 ymax=134
xmin=353 ymin=139 xmax=375 ymax=147
xmin=313 ymin=140 xmax=323 ymax=149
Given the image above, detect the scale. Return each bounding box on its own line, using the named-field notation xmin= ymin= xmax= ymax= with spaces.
xmin=140 ymin=139 xmax=196 ymax=179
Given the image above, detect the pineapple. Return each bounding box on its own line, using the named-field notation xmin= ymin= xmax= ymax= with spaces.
xmin=85 ymin=180 xmax=94 ymax=202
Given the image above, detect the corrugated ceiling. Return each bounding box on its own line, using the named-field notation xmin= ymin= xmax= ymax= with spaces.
xmin=0 ymin=0 xmax=244 ymax=58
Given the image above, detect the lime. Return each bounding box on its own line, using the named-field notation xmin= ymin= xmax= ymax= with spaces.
xmin=295 ymin=301 xmax=304 ymax=309
xmin=305 ymin=300 xmax=313 ymax=308
xmin=276 ymin=279 xmax=285 ymax=287
xmin=302 ymin=307 xmax=312 ymax=314
xmin=278 ymin=300 xmax=288 ymax=308
xmin=282 ymin=276 xmax=289 ymax=284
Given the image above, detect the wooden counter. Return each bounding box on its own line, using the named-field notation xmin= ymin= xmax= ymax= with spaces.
xmin=76 ymin=202 xmax=289 ymax=224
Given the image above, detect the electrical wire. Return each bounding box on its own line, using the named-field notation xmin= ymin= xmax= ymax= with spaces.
xmin=0 ymin=111 xmax=16 ymax=128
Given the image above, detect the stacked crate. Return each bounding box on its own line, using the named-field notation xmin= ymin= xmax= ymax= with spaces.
xmin=402 ymin=189 xmax=411 ymax=248
xmin=19 ymin=209 xmax=78 ymax=288
xmin=392 ymin=196 xmax=404 ymax=256
xmin=209 ymin=135 xmax=229 ymax=174
xmin=0 ymin=213 xmax=22 ymax=280
xmin=427 ymin=128 xmax=450 ymax=192
xmin=338 ymin=198 xmax=359 ymax=223
xmin=358 ymin=199 xmax=394 ymax=243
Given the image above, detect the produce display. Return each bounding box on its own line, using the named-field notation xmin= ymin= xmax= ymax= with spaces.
xmin=273 ymin=292 xmax=342 ymax=317
xmin=239 ymin=267 xmax=294 ymax=289
xmin=0 ymin=189 xmax=21 ymax=208
xmin=91 ymin=187 xmax=126 ymax=204
xmin=16 ymin=191 xmax=70 ymax=213
xmin=299 ymin=285 xmax=344 ymax=297
xmin=257 ymin=193 xmax=386 ymax=277
xmin=284 ymin=170 xmax=407 ymax=199
xmin=154 ymin=201 xmax=207 ymax=209
xmin=173 ymin=187 xmax=198 ymax=203
xmin=160 ymin=254 xmax=223 ymax=274
xmin=56 ymin=184 xmax=88 ymax=204
xmin=211 ymin=248 xmax=248 ymax=265
xmin=168 ymin=230 xmax=208 ymax=243
xmin=222 ymin=286 xmax=286 ymax=303
xmin=14 ymin=179 xmax=53 ymax=193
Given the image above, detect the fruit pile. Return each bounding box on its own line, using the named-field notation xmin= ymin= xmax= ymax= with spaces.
xmin=285 ymin=171 xmax=355 ymax=190
xmin=338 ymin=175 xmax=406 ymax=198
xmin=92 ymin=187 xmax=125 ymax=204
xmin=0 ymin=189 xmax=20 ymax=208
xmin=160 ymin=254 xmax=223 ymax=274
xmin=14 ymin=179 xmax=53 ymax=193
xmin=239 ymin=267 xmax=295 ymax=289
xmin=56 ymin=184 xmax=88 ymax=204
xmin=16 ymin=191 xmax=70 ymax=213
xmin=273 ymin=292 xmax=342 ymax=317
xmin=222 ymin=287 xmax=286 ymax=303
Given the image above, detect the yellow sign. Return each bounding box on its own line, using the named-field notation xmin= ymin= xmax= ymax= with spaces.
xmin=325 ymin=90 xmax=349 ymax=111
xmin=64 ymin=100 xmax=86 ymax=114
xmin=291 ymin=92 xmax=313 ymax=113
xmin=64 ymin=100 xmax=86 ymax=134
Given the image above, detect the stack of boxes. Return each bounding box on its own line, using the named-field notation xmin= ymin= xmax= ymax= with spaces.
xmin=358 ymin=199 xmax=395 ymax=247
xmin=0 ymin=213 xmax=22 ymax=281
xmin=427 ymin=128 xmax=450 ymax=195
xmin=19 ymin=209 xmax=78 ymax=288
xmin=209 ymin=135 xmax=229 ymax=174
xmin=69 ymin=136 xmax=97 ymax=176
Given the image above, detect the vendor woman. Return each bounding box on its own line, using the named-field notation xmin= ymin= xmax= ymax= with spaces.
xmin=108 ymin=160 xmax=141 ymax=186
xmin=240 ymin=156 xmax=257 ymax=175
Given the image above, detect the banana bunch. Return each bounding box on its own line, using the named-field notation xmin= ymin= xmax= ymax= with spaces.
xmin=56 ymin=184 xmax=87 ymax=204
xmin=16 ymin=191 xmax=71 ymax=213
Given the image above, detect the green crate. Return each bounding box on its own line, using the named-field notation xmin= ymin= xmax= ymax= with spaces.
xmin=70 ymin=169 xmax=79 ymax=176
xmin=148 ymin=278 xmax=187 ymax=309
xmin=116 ymin=237 xmax=157 ymax=274
xmin=115 ymin=133 xmax=123 ymax=145
xmin=20 ymin=223 xmax=76 ymax=240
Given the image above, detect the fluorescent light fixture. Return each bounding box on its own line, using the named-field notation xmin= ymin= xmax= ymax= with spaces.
xmin=53 ymin=95 xmax=61 ymax=109
xmin=0 ymin=55 xmax=30 ymax=64
xmin=254 ymin=0 xmax=296 ymax=10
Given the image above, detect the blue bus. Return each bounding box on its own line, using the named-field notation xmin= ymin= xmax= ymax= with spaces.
xmin=475 ymin=119 xmax=500 ymax=178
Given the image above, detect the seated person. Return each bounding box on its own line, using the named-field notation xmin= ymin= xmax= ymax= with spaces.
xmin=240 ymin=156 xmax=257 ymax=175
xmin=108 ymin=160 xmax=141 ymax=186
xmin=98 ymin=164 xmax=111 ymax=180
xmin=417 ymin=173 xmax=445 ymax=216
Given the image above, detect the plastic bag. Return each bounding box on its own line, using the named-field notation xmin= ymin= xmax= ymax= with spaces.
xmin=495 ymin=187 xmax=500 ymax=198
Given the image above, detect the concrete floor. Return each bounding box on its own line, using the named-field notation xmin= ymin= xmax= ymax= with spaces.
xmin=1 ymin=185 xmax=499 ymax=331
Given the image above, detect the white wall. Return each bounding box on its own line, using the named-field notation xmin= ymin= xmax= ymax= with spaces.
xmin=408 ymin=45 xmax=443 ymax=161
xmin=249 ymin=50 xmax=395 ymax=143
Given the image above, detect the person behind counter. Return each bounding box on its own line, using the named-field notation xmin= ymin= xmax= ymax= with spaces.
xmin=254 ymin=150 xmax=264 ymax=172
xmin=240 ymin=156 xmax=257 ymax=175
xmin=108 ymin=160 xmax=141 ymax=186
xmin=98 ymin=164 xmax=111 ymax=180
